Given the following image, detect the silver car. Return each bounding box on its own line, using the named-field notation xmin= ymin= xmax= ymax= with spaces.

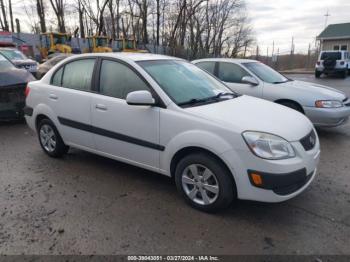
xmin=192 ymin=58 xmax=350 ymax=127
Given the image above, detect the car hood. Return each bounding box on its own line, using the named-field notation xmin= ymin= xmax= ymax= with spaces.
xmin=0 ymin=68 xmax=35 ymax=86
xmin=185 ymin=95 xmax=313 ymax=142
xmin=280 ymin=80 xmax=346 ymax=100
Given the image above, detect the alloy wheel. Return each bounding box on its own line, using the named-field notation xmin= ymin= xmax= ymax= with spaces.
xmin=39 ymin=124 xmax=57 ymax=153
xmin=181 ymin=164 xmax=219 ymax=205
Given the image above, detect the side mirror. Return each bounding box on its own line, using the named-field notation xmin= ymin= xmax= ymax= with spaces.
xmin=241 ymin=76 xmax=259 ymax=86
xmin=126 ymin=90 xmax=155 ymax=106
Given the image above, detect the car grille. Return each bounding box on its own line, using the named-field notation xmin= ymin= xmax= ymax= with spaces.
xmin=300 ymin=129 xmax=317 ymax=151
xmin=0 ymin=84 xmax=26 ymax=104
xmin=273 ymin=171 xmax=314 ymax=196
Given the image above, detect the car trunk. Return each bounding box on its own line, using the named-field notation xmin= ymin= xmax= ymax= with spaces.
xmin=0 ymin=83 xmax=26 ymax=119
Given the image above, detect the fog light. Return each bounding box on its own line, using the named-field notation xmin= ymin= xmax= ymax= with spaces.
xmin=250 ymin=173 xmax=263 ymax=186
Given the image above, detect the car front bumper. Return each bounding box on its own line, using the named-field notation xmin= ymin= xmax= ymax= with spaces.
xmin=220 ymin=130 xmax=320 ymax=203
xmin=303 ymin=106 xmax=350 ymax=127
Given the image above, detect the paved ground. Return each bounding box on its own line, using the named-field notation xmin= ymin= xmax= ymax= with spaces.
xmin=0 ymin=75 xmax=349 ymax=255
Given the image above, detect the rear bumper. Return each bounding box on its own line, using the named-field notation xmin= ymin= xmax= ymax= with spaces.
xmin=0 ymin=84 xmax=26 ymax=120
xmin=316 ymin=67 xmax=347 ymax=73
xmin=303 ymin=106 xmax=350 ymax=127
xmin=23 ymin=106 xmax=33 ymax=116
xmin=0 ymin=103 xmax=25 ymax=119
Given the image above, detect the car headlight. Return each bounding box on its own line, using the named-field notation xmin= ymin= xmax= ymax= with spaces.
xmin=242 ymin=131 xmax=295 ymax=160
xmin=315 ymin=100 xmax=343 ymax=108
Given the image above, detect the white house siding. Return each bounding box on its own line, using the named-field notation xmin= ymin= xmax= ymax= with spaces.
xmin=321 ymin=39 xmax=350 ymax=51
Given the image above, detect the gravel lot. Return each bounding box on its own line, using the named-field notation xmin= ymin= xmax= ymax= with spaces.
xmin=0 ymin=74 xmax=349 ymax=255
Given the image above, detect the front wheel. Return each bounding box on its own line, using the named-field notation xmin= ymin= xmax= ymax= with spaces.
xmin=175 ymin=153 xmax=236 ymax=212
xmin=38 ymin=118 xmax=69 ymax=158
xmin=279 ymin=101 xmax=304 ymax=114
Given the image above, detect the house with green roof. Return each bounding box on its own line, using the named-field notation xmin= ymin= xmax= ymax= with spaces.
xmin=317 ymin=23 xmax=350 ymax=51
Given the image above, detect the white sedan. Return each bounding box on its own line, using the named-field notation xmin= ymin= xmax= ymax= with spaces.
xmin=193 ymin=58 xmax=350 ymax=127
xmin=25 ymin=53 xmax=320 ymax=212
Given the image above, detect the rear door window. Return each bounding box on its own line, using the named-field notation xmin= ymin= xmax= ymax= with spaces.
xmin=52 ymin=67 xmax=63 ymax=86
xmin=196 ymin=61 xmax=216 ymax=75
xmin=61 ymin=59 xmax=95 ymax=91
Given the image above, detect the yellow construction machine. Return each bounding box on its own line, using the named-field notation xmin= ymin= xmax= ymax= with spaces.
xmin=113 ymin=38 xmax=148 ymax=53
xmin=85 ymin=35 xmax=112 ymax=53
xmin=39 ymin=32 xmax=72 ymax=59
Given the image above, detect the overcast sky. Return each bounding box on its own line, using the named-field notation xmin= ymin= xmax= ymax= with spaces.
xmin=246 ymin=0 xmax=350 ymax=55
xmin=8 ymin=0 xmax=350 ymax=55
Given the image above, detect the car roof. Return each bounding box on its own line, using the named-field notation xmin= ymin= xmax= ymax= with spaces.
xmin=66 ymin=52 xmax=183 ymax=62
xmin=320 ymin=50 xmax=348 ymax=53
xmin=192 ymin=58 xmax=258 ymax=64
xmin=0 ymin=48 xmax=17 ymax=51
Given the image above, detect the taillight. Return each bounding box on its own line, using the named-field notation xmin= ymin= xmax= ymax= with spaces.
xmin=316 ymin=61 xmax=321 ymax=65
xmin=25 ymin=85 xmax=30 ymax=97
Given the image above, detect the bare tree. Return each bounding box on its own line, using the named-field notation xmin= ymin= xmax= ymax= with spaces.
xmin=0 ymin=0 xmax=9 ymax=31
xmin=156 ymin=0 xmax=160 ymax=45
xmin=77 ymin=0 xmax=85 ymax=37
xmin=80 ymin=0 xmax=109 ymax=35
xmin=36 ymin=0 xmax=47 ymax=33
xmin=49 ymin=0 xmax=66 ymax=32
xmin=8 ymin=0 xmax=14 ymax=32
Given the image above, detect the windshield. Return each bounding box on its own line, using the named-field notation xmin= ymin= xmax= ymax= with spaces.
xmin=321 ymin=52 xmax=341 ymax=60
xmin=0 ymin=53 xmax=15 ymax=71
xmin=0 ymin=49 xmax=27 ymax=60
xmin=138 ymin=60 xmax=233 ymax=106
xmin=96 ymin=38 xmax=108 ymax=47
xmin=243 ymin=62 xmax=289 ymax=84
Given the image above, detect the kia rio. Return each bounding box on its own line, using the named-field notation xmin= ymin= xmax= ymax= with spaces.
xmin=24 ymin=53 xmax=320 ymax=212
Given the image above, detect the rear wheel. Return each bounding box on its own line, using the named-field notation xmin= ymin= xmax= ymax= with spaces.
xmin=174 ymin=153 xmax=235 ymax=212
xmin=38 ymin=118 xmax=69 ymax=158
xmin=341 ymin=70 xmax=347 ymax=78
xmin=315 ymin=70 xmax=321 ymax=78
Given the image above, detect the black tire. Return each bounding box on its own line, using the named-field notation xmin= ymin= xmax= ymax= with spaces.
xmin=174 ymin=153 xmax=236 ymax=212
xmin=315 ymin=70 xmax=321 ymax=78
xmin=37 ymin=118 xmax=69 ymax=158
xmin=278 ymin=101 xmax=303 ymax=114
xmin=341 ymin=71 xmax=347 ymax=79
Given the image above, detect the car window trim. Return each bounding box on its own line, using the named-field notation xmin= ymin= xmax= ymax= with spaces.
xmin=50 ymin=56 xmax=98 ymax=94
xmin=95 ymin=57 xmax=166 ymax=108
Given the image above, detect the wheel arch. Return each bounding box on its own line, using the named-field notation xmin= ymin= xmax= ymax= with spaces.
xmin=35 ymin=114 xmax=50 ymax=130
xmin=274 ymin=99 xmax=305 ymax=114
xmin=170 ymin=146 xmax=236 ymax=189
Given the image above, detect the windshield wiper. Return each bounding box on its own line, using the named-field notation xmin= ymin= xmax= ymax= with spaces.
xmin=272 ymin=80 xmax=288 ymax=84
xmin=178 ymin=92 xmax=236 ymax=107
xmin=215 ymin=92 xmax=237 ymax=98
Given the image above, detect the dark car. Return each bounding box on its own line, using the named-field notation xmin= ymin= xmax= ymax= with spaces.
xmin=0 ymin=53 xmax=35 ymax=120
xmin=36 ymin=54 xmax=71 ymax=79
xmin=0 ymin=48 xmax=38 ymax=75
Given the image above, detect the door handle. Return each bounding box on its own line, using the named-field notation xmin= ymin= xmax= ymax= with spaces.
xmin=95 ymin=104 xmax=108 ymax=111
xmin=49 ymin=94 xmax=58 ymax=100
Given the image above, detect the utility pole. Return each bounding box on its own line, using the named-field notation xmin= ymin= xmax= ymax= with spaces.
xmin=324 ymin=9 xmax=330 ymax=28
xmin=266 ymin=46 xmax=269 ymax=65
